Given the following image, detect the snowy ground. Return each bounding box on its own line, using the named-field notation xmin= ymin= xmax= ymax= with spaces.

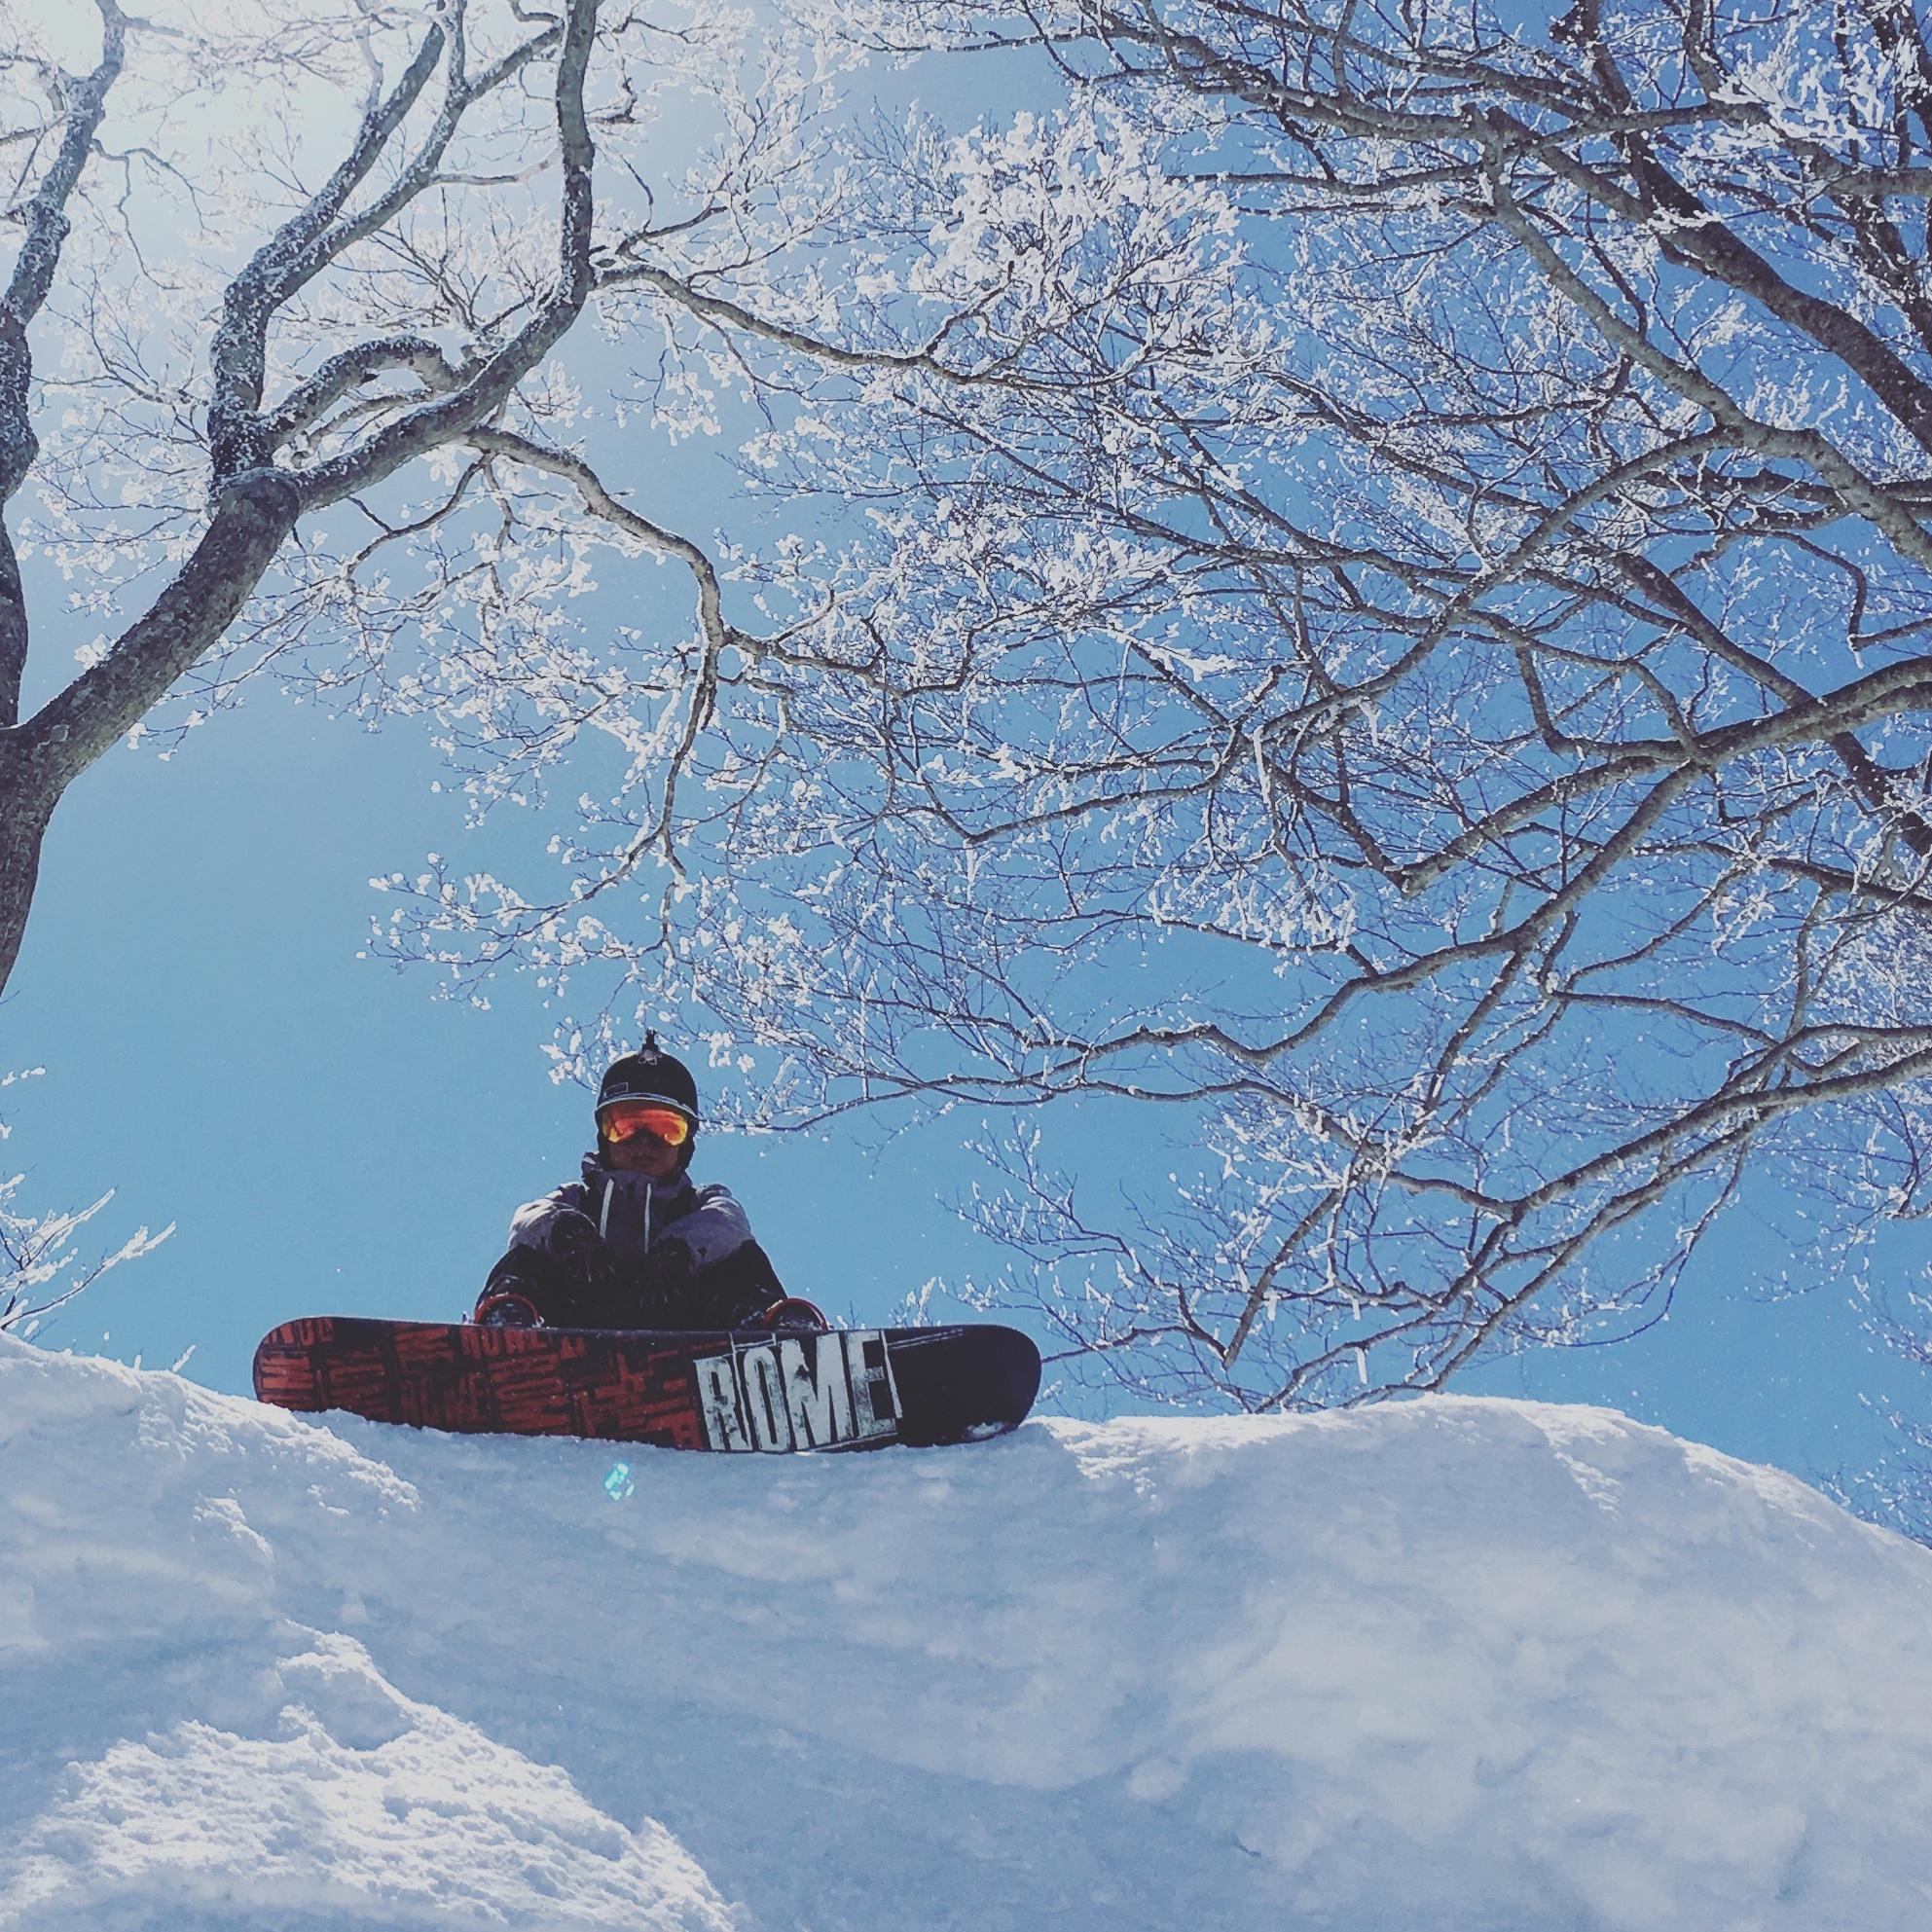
xmin=4 ymin=1334 xmax=1932 ymax=1930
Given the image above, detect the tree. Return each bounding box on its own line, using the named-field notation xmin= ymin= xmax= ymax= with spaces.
xmin=0 ymin=0 xmax=895 ymax=1342
xmin=0 ymin=0 xmax=843 ymax=997
xmin=0 ymin=1068 xmax=168 ymax=1337
xmin=381 ymin=0 xmax=1932 ymax=1409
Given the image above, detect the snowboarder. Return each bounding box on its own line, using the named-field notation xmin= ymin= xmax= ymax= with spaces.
xmin=472 ymin=1035 xmax=822 ymax=1333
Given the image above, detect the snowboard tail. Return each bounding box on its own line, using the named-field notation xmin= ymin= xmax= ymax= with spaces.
xmin=251 ymin=1317 xmax=1039 ymax=1453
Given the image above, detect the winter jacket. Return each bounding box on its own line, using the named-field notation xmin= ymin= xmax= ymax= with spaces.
xmin=481 ymin=1154 xmax=784 ymax=1331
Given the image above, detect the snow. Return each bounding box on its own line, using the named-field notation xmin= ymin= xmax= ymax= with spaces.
xmin=5 ymin=1334 xmax=1932 ymax=1930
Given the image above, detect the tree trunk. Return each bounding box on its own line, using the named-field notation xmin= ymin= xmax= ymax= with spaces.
xmin=0 ymin=775 xmax=48 ymax=1000
xmin=0 ymin=470 xmax=301 ymax=1000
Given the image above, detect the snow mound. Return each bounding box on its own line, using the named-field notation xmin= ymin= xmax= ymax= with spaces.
xmin=4 ymin=1332 xmax=1931 ymax=1931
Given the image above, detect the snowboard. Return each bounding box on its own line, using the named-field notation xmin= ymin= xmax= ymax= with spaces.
xmin=252 ymin=1316 xmax=1041 ymax=1453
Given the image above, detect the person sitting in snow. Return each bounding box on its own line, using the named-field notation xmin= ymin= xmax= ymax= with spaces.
xmin=472 ymin=1034 xmax=823 ymax=1333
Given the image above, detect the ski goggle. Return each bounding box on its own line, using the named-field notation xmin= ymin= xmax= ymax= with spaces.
xmin=599 ymin=1101 xmax=693 ymax=1148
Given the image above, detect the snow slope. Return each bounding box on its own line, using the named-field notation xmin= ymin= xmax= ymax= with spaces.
xmin=4 ymin=1333 xmax=1932 ymax=1931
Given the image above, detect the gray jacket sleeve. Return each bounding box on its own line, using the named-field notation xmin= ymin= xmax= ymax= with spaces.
xmin=506 ymin=1182 xmax=591 ymax=1253
xmin=656 ymin=1184 xmax=754 ymax=1272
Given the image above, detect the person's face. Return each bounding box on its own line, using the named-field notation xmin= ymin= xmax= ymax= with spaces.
xmin=605 ymin=1129 xmax=681 ymax=1180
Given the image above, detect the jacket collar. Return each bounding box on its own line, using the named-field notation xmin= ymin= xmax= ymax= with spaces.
xmin=580 ymin=1152 xmax=697 ymax=1211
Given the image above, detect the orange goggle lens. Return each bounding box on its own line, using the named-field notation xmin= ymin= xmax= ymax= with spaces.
xmin=600 ymin=1102 xmax=692 ymax=1148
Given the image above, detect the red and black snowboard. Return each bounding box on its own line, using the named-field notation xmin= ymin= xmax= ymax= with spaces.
xmin=252 ymin=1317 xmax=1040 ymax=1453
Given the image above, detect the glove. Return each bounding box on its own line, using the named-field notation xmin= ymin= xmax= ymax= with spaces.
xmin=638 ymin=1237 xmax=696 ymax=1315
xmin=474 ymin=1290 xmax=542 ymax=1329
xmin=546 ymin=1211 xmax=621 ymax=1297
